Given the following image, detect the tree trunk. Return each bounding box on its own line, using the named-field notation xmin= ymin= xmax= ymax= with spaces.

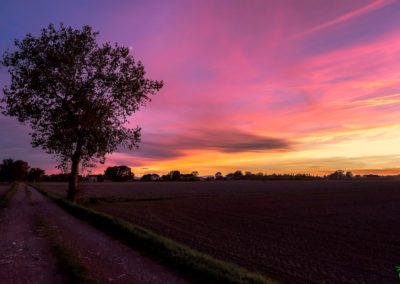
xmin=67 ymin=156 xmax=80 ymax=202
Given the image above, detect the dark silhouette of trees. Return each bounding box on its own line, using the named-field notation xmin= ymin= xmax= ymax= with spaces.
xmin=42 ymin=173 xmax=76 ymax=182
xmin=104 ymin=166 xmax=134 ymax=182
xmin=180 ymin=173 xmax=200 ymax=181
xmin=141 ymin=173 xmax=160 ymax=181
xmin=327 ymin=170 xmax=346 ymax=180
xmin=215 ymin=172 xmax=223 ymax=180
xmin=1 ymin=24 xmax=163 ymax=201
xmin=169 ymin=170 xmax=181 ymax=181
xmin=232 ymin=170 xmax=243 ymax=180
xmin=0 ymin=159 xmax=29 ymax=181
xmin=0 ymin=159 xmax=14 ymax=182
xmin=27 ymin=168 xmax=45 ymax=182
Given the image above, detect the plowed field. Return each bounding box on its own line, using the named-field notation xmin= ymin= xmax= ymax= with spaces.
xmin=41 ymin=180 xmax=400 ymax=283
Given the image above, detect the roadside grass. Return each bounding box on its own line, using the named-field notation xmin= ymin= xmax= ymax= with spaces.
xmin=32 ymin=184 xmax=279 ymax=284
xmin=34 ymin=214 xmax=98 ymax=284
xmin=0 ymin=183 xmax=18 ymax=208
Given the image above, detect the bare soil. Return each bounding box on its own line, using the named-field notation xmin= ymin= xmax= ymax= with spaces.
xmin=42 ymin=180 xmax=400 ymax=284
xmin=0 ymin=183 xmax=187 ymax=284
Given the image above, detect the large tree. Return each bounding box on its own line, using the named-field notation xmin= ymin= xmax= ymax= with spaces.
xmin=1 ymin=24 xmax=163 ymax=201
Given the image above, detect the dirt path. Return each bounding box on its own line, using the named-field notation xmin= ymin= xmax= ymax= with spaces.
xmin=0 ymin=184 xmax=188 ymax=284
xmin=0 ymin=183 xmax=64 ymax=283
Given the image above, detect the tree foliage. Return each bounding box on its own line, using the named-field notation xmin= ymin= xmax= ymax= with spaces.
xmin=169 ymin=170 xmax=181 ymax=181
xmin=27 ymin=167 xmax=46 ymax=182
xmin=0 ymin=159 xmax=30 ymax=181
xmin=1 ymin=24 xmax=163 ymax=200
xmin=104 ymin=165 xmax=133 ymax=182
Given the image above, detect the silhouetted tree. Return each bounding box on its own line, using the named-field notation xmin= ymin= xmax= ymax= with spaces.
xmin=169 ymin=170 xmax=181 ymax=181
xmin=0 ymin=159 xmax=14 ymax=182
xmin=0 ymin=159 xmax=29 ymax=181
xmin=180 ymin=173 xmax=200 ymax=181
xmin=161 ymin=174 xmax=171 ymax=181
xmin=141 ymin=173 xmax=160 ymax=181
xmin=27 ymin=167 xmax=45 ymax=182
xmin=328 ymin=170 xmax=346 ymax=180
xmin=233 ymin=170 xmax=243 ymax=180
xmin=215 ymin=172 xmax=223 ymax=180
xmin=345 ymin=171 xmax=354 ymax=179
xmin=256 ymin=172 xmax=264 ymax=178
xmin=1 ymin=24 xmax=163 ymax=201
xmin=104 ymin=166 xmax=133 ymax=182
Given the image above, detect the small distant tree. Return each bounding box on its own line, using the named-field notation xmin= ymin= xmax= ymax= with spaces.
xmin=169 ymin=170 xmax=181 ymax=181
xmin=233 ymin=170 xmax=243 ymax=180
xmin=0 ymin=159 xmax=29 ymax=181
xmin=215 ymin=172 xmax=223 ymax=180
xmin=27 ymin=167 xmax=45 ymax=182
xmin=345 ymin=171 xmax=354 ymax=179
xmin=104 ymin=166 xmax=133 ymax=182
xmin=1 ymin=24 xmax=163 ymax=201
xmin=0 ymin=159 xmax=14 ymax=182
xmin=328 ymin=170 xmax=346 ymax=180
xmin=141 ymin=173 xmax=160 ymax=181
xmin=256 ymin=172 xmax=264 ymax=178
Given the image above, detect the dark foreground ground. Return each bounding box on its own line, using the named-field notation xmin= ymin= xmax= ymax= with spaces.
xmin=42 ymin=180 xmax=400 ymax=283
xmin=0 ymin=184 xmax=187 ymax=284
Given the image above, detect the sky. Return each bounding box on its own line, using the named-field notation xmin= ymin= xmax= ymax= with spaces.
xmin=1 ymin=0 xmax=400 ymax=176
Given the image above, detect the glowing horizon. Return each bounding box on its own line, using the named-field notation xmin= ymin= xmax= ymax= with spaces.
xmin=1 ymin=0 xmax=400 ymax=176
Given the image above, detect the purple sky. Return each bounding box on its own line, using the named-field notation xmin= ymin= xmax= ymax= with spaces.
xmin=1 ymin=0 xmax=400 ymax=176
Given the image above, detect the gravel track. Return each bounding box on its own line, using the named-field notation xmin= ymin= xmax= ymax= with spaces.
xmin=0 ymin=183 xmax=188 ymax=284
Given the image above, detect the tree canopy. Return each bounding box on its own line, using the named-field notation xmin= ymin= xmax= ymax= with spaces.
xmin=104 ymin=165 xmax=133 ymax=182
xmin=0 ymin=159 xmax=31 ymax=182
xmin=1 ymin=24 xmax=163 ymax=200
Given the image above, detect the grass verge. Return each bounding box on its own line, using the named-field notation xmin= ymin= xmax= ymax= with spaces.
xmin=0 ymin=183 xmax=18 ymax=208
xmin=32 ymin=184 xmax=279 ymax=284
xmin=35 ymin=213 xmax=97 ymax=284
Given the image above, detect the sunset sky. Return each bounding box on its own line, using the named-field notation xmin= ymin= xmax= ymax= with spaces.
xmin=1 ymin=0 xmax=400 ymax=176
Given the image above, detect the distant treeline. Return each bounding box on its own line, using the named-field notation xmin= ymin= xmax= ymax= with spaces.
xmin=0 ymin=159 xmax=45 ymax=182
xmin=86 ymin=168 xmax=397 ymax=182
xmin=0 ymin=159 xmax=395 ymax=183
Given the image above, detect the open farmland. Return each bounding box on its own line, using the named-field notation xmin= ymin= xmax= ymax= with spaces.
xmin=40 ymin=180 xmax=400 ymax=283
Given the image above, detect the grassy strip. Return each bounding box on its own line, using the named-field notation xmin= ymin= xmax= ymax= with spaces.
xmin=35 ymin=214 xmax=97 ymax=284
xmin=32 ymin=184 xmax=279 ymax=284
xmin=0 ymin=183 xmax=18 ymax=208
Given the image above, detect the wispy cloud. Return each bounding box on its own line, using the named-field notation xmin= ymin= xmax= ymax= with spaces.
xmin=290 ymin=0 xmax=395 ymax=40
